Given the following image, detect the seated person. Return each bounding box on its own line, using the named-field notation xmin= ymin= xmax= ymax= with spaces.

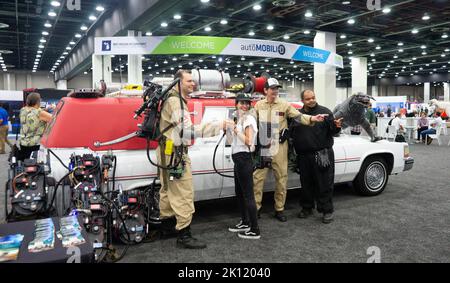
xmin=421 ymin=112 xmax=443 ymax=145
xmin=416 ymin=112 xmax=429 ymax=143
xmin=391 ymin=114 xmax=405 ymax=134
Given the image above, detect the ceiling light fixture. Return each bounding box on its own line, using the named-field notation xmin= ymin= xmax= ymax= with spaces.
xmin=253 ymin=4 xmax=262 ymax=11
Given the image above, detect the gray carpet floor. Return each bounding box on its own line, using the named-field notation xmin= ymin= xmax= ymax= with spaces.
xmin=1 ymin=139 xmax=449 ymax=263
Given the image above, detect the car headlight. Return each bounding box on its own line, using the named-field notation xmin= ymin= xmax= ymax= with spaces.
xmin=404 ymin=144 xmax=410 ymax=158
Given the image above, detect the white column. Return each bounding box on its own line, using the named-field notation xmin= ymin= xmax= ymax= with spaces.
xmin=127 ymin=30 xmax=143 ymax=85
xmin=92 ymin=54 xmax=112 ymax=89
xmin=444 ymin=83 xmax=450 ymax=102
xmin=423 ymin=82 xmax=430 ymax=103
xmin=371 ymin=85 xmax=379 ymax=97
xmin=314 ymin=31 xmax=336 ymax=110
xmin=3 ymin=73 xmax=16 ymax=90
xmin=56 ymin=80 xmax=67 ymax=90
xmin=351 ymin=57 xmax=368 ymax=95
xmin=26 ymin=74 xmax=33 ymax=88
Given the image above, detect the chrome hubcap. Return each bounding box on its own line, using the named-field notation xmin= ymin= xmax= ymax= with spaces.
xmin=365 ymin=162 xmax=386 ymax=191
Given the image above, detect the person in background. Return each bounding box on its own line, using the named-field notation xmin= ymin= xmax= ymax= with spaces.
xmin=365 ymin=103 xmax=377 ymax=130
xmin=227 ymin=93 xmax=260 ymax=239
xmin=421 ymin=112 xmax=443 ymax=145
xmin=0 ymin=102 xmax=12 ymax=154
xmin=387 ymin=106 xmax=392 ymax=118
xmin=391 ymin=113 xmax=404 ymax=134
xmin=18 ymin=93 xmax=53 ymax=161
xmin=416 ymin=112 xmax=429 ymax=143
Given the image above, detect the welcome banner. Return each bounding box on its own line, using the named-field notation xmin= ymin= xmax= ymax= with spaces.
xmin=95 ymin=36 xmax=344 ymax=68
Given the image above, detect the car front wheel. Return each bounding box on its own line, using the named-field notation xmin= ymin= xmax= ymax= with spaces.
xmin=353 ymin=156 xmax=389 ymax=196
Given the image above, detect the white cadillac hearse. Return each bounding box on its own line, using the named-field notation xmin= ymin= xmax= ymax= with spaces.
xmin=41 ymin=94 xmax=414 ymax=203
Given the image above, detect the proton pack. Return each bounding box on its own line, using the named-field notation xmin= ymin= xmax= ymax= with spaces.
xmin=6 ymin=151 xmax=56 ymax=222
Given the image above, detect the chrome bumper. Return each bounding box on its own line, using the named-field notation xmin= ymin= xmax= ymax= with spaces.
xmin=404 ymin=157 xmax=414 ymax=171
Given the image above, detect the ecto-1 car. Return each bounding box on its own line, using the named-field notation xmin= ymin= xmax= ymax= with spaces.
xmin=40 ymin=93 xmax=414 ymax=203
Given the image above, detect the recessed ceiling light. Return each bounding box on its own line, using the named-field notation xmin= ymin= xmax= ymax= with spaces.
xmin=38 ymin=45 xmax=45 ymax=49
xmin=75 ymin=33 xmax=82 ymax=38
xmin=411 ymin=28 xmax=419 ymax=34
xmin=89 ymin=15 xmax=97 ymax=21
xmin=66 ymin=46 xmax=71 ymax=50
xmin=342 ymin=1 xmax=351 ymax=4
xmin=40 ymin=38 xmax=46 ymax=43
xmin=63 ymin=52 xmax=68 ymax=55
xmin=397 ymin=42 xmax=404 ymax=46
xmin=37 ymin=50 xmax=42 ymax=54
xmin=161 ymin=22 xmax=168 ymax=27
xmin=421 ymin=45 xmax=427 ymax=49
xmin=305 ymin=10 xmax=313 ymax=18
xmin=146 ymin=32 xmax=152 ymax=36
xmin=42 ymin=31 xmax=49 ymax=36
xmin=347 ymin=19 xmax=355 ymax=24
xmin=248 ymin=31 xmax=255 ymax=36
xmin=283 ymin=35 xmax=290 ymax=40
xmin=267 ymin=25 xmax=274 ymax=30
xmin=96 ymin=5 xmax=105 ymax=12
xmin=368 ymin=38 xmax=374 ymax=43
xmin=382 ymin=7 xmax=391 ymax=14
xmin=303 ymin=30 xmax=310 ymax=34
xmin=422 ymin=14 xmax=430 ymax=20
xmin=253 ymin=4 xmax=262 ymax=11
xmin=204 ymin=26 xmax=211 ymax=32
xmin=48 ymin=11 xmax=57 ymax=17
xmin=398 ymin=49 xmax=404 ymax=52
xmin=220 ymin=19 xmax=228 ymax=25
xmin=173 ymin=14 xmax=182 ymax=20
xmin=376 ymin=45 xmax=381 ymax=50
xmin=442 ymin=33 xmax=449 ymax=39
xmin=80 ymin=25 xmax=88 ymax=31
xmin=44 ymin=22 xmax=52 ymax=28
xmin=422 ymin=51 xmax=427 ymax=55
xmin=340 ymin=34 xmax=347 ymax=39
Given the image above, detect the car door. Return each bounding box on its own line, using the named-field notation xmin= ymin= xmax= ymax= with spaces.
xmin=332 ymin=136 xmax=347 ymax=183
xmin=220 ymin=107 xmax=238 ymax=198
xmin=190 ymin=106 xmax=229 ymax=201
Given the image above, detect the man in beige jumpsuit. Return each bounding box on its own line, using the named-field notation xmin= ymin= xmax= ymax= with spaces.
xmin=253 ymin=78 xmax=326 ymax=222
xmin=157 ymin=69 xmax=228 ymax=249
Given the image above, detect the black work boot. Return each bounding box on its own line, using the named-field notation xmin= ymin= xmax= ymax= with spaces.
xmin=177 ymin=226 xmax=207 ymax=249
xmin=297 ymin=208 xmax=313 ymax=219
xmin=274 ymin=211 xmax=287 ymax=222
xmin=160 ymin=217 xmax=178 ymax=239
xmin=322 ymin=213 xmax=334 ymax=224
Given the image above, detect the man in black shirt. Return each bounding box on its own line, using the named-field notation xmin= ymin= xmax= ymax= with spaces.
xmin=291 ymin=90 xmax=342 ymax=224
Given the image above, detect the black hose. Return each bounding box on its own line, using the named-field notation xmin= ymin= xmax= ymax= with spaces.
xmin=112 ymin=156 xmax=117 ymax=192
xmin=48 ymin=148 xmax=69 ymax=170
xmin=46 ymin=170 xmax=73 ymax=213
xmin=145 ymin=138 xmax=182 ymax=170
xmin=213 ymin=133 xmax=234 ymax=178
xmin=98 ymin=190 xmax=132 ymax=263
